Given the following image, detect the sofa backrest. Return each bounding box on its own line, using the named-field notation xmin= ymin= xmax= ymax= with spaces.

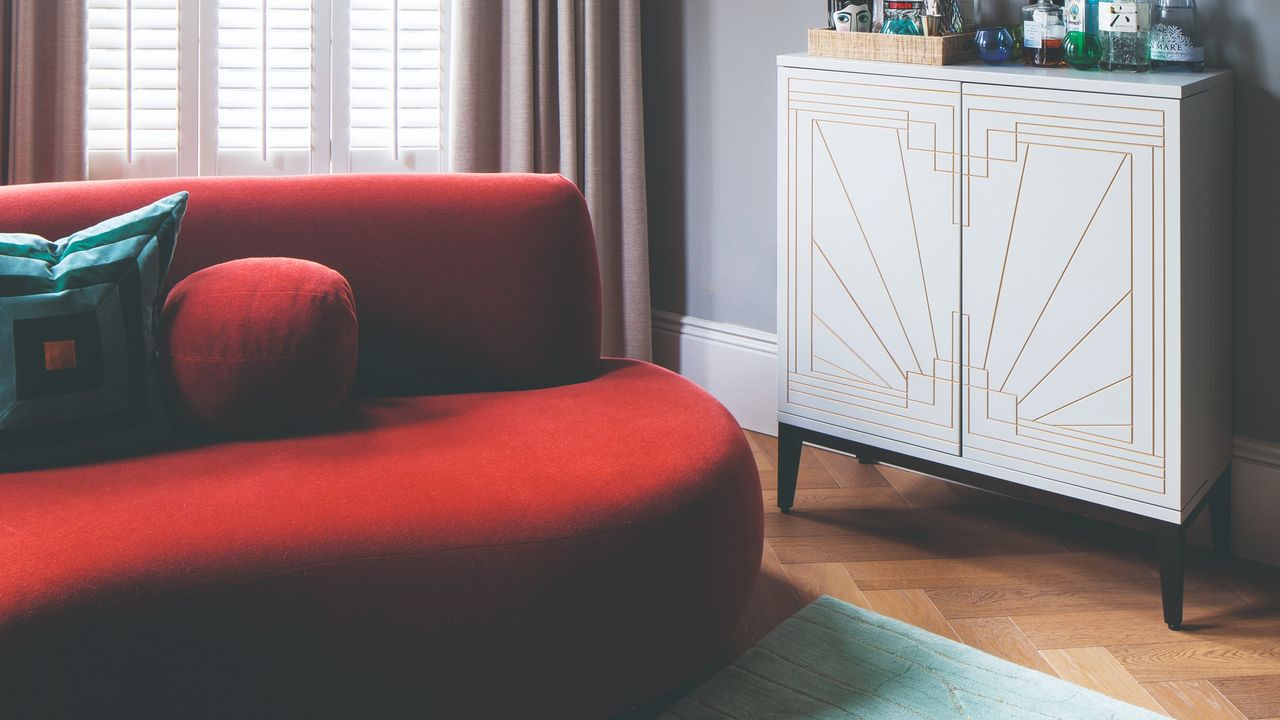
xmin=0 ymin=173 xmax=602 ymax=395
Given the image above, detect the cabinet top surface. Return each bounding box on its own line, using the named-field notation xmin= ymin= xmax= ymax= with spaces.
xmin=778 ymin=52 xmax=1232 ymax=99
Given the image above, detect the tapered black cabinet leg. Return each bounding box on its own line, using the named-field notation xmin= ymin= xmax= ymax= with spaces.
xmin=1210 ymin=467 xmax=1233 ymax=556
xmin=777 ymin=423 xmax=802 ymax=514
xmin=1158 ymin=523 xmax=1186 ymax=631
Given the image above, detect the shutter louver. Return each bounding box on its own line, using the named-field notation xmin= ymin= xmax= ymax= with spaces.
xmin=336 ymin=0 xmax=441 ymax=172
xmin=87 ymin=0 xmax=187 ymax=178
xmin=207 ymin=0 xmax=319 ymax=174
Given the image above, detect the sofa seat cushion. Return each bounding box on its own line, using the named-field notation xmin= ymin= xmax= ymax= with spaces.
xmin=0 ymin=359 xmax=763 ymax=717
xmin=160 ymin=257 xmax=359 ymax=436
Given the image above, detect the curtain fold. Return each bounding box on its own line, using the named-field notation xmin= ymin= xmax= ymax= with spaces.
xmin=449 ymin=0 xmax=652 ymax=360
xmin=1 ymin=0 xmax=87 ymax=186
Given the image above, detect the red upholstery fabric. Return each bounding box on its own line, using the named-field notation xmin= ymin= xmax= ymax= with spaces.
xmin=161 ymin=258 xmax=359 ymax=435
xmin=0 ymin=174 xmax=601 ymax=395
xmin=0 ymin=175 xmax=762 ymax=717
xmin=0 ymin=361 xmax=763 ymax=717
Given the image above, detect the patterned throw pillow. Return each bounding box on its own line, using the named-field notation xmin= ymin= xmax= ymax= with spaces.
xmin=0 ymin=192 xmax=188 ymax=468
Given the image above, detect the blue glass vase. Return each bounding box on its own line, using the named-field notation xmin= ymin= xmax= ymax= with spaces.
xmin=975 ymin=26 xmax=1016 ymax=64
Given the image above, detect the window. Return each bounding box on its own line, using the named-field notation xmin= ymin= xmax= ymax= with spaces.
xmin=87 ymin=0 xmax=443 ymax=179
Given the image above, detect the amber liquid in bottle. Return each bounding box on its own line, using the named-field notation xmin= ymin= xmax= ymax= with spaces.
xmin=1022 ymin=0 xmax=1068 ymax=67
xmin=1023 ymin=35 xmax=1067 ymax=66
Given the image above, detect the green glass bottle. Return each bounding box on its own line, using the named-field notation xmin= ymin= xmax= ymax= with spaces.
xmin=1064 ymin=0 xmax=1102 ymax=68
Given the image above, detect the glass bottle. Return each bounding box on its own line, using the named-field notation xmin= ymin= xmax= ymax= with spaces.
xmin=1098 ymin=1 xmax=1151 ymax=72
xmin=1150 ymin=0 xmax=1205 ymax=71
xmin=1064 ymin=0 xmax=1102 ymax=68
xmin=1086 ymin=0 xmax=1100 ymax=34
xmin=941 ymin=0 xmax=975 ymax=34
xmin=1022 ymin=0 xmax=1066 ymax=68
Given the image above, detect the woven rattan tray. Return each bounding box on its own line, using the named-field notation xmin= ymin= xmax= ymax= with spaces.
xmin=808 ymin=27 xmax=977 ymax=66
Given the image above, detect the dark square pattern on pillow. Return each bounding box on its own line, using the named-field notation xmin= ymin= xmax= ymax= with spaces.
xmin=14 ymin=311 xmax=107 ymax=399
xmin=0 ymin=192 xmax=187 ymax=465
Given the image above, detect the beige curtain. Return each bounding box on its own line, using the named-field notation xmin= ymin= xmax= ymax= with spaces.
xmin=449 ymin=0 xmax=652 ymax=360
xmin=1 ymin=0 xmax=87 ymax=185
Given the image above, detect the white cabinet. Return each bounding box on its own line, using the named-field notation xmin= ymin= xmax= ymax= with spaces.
xmin=777 ymin=55 xmax=1233 ymax=630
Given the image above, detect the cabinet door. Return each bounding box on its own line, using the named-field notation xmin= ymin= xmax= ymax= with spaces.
xmin=960 ymin=83 xmax=1178 ymax=504
xmin=779 ymin=69 xmax=962 ymax=455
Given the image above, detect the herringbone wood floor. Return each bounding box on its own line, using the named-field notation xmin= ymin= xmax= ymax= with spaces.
xmin=706 ymin=431 xmax=1280 ymax=719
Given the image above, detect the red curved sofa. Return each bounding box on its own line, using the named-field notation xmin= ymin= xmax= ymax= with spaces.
xmin=0 ymin=174 xmax=763 ymax=718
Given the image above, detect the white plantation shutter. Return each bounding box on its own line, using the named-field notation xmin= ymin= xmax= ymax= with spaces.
xmin=87 ymin=0 xmax=198 ymax=178
xmin=334 ymin=0 xmax=442 ymax=172
xmin=200 ymin=0 xmax=328 ymax=174
xmin=86 ymin=0 xmax=442 ymax=179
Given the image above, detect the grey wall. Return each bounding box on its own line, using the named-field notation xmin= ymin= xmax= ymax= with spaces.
xmin=642 ymin=0 xmax=812 ymax=332
xmin=643 ymin=0 xmax=1280 ymax=442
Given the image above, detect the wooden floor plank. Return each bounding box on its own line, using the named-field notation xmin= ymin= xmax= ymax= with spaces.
xmin=750 ymin=432 xmax=843 ymax=491
xmin=744 ymin=431 xmax=777 ymax=472
xmin=1211 ymin=675 xmax=1280 ymax=719
xmin=745 ymin=431 xmax=824 ymax=469
xmin=950 ymin=616 xmax=1059 ymax=676
xmin=1109 ymin=641 xmax=1280 ymax=683
xmin=757 ymin=465 xmax=843 ymax=492
xmin=742 ymin=542 xmax=805 ymax=642
xmin=814 ymin=450 xmax=890 ymax=488
xmin=843 ymin=550 xmax=1150 ymax=591
xmin=861 ymin=588 xmax=961 ymax=642
xmin=782 ymin=562 xmax=870 ymax=609
xmin=1144 ymin=679 xmax=1249 ymax=720
xmin=1039 ymin=647 xmax=1168 ymax=714
xmin=926 ymin=576 xmax=1247 ymax=620
xmin=1015 ymin=605 xmax=1280 ymax=650
xmin=877 ymin=464 xmax=986 ymax=508
xmin=1185 ymin=553 xmax=1280 ymax=607
xmin=762 ymin=489 xmax=915 ymax=538
xmin=762 ymin=487 xmax=907 ymax=512
xmin=768 ymin=507 xmax=1066 ymax=564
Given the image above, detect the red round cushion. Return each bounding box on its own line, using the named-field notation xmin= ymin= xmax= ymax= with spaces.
xmin=160 ymin=258 xmax=358 ymax=435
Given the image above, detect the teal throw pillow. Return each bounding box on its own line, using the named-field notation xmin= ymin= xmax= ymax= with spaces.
xmin=0 ymin=192 xmax=188 ymax=467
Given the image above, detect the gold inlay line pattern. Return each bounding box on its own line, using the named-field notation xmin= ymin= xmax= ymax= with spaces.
xmin=1032 ymin=374 xmax=1135 ymax=424
xmin=981 ymin=143 xmax=1032 ymax=369
xmin=997 ymin=155 xmax=1130 ymax=393
xmin=1019 ymin=291 xmax=1133 ymax=408
xmin=815 ymin=122 xmax=923 ymax=376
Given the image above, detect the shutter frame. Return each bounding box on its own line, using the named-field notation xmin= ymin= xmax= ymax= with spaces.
xmin=88 ymin=0 xmax=443 ymax=178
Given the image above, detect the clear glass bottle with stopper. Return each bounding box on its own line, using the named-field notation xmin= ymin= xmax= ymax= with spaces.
xmin=1022 ymin=0 xmax=1066 ymax=68
xmin=1151 ymin=0 xmax=1204 ymax=71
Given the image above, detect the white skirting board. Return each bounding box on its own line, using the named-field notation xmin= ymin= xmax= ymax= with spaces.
xmin=651 ymin=309 xmax=1280 ymax=569
xmin=651 ymin=310 xmax=780 ymax=435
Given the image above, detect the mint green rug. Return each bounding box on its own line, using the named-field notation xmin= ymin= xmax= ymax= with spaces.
xmin=663 ymin=596 xmax=1169 ymax=719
